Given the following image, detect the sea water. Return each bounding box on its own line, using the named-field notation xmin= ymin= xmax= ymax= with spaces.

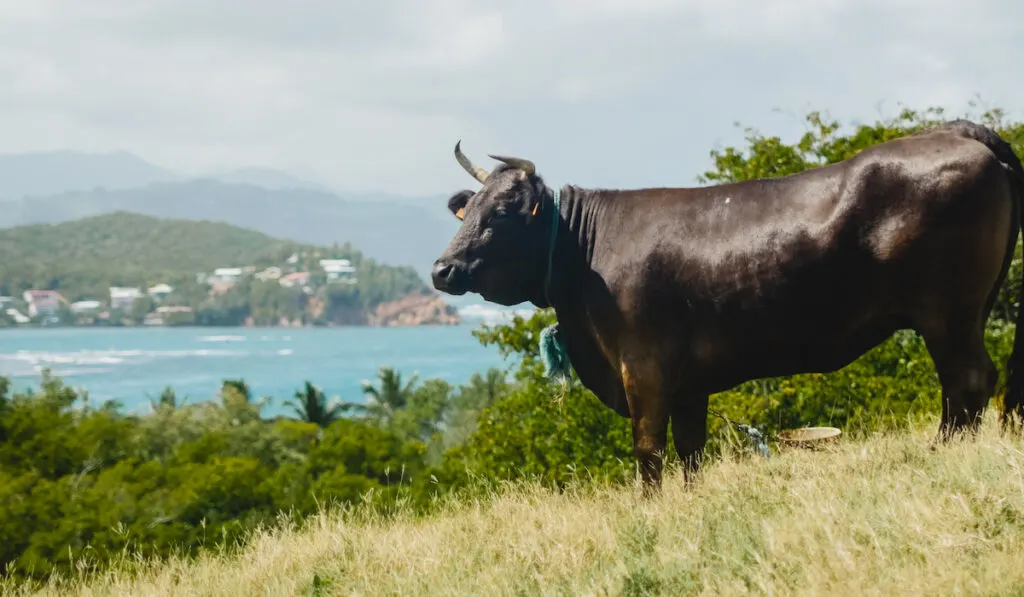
xmin=0 ymin=324 xmax=510 ymax=417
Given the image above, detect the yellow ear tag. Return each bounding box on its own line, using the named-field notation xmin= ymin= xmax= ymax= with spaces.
xmin=531 ymin=203 xmax=539 ymax=216
xmin=455 ymin=207 xmax=465 ymax=220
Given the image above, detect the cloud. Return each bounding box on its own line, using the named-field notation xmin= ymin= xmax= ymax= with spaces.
xmin=0 ymin=0 xmax=1021 ymax=196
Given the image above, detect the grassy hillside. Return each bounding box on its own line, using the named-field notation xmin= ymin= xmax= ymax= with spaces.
xmin=11 ymin=416 xmax=1024 ymax=597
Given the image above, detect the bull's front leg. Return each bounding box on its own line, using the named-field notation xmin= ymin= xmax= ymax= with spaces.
xmin=620 ymin=359 xmax=670 ymax=493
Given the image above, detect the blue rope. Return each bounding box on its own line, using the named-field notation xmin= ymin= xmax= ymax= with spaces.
xmin=537 ymin=188 xmax=572 ymax=382
xmin=709 ymin=408 xmax=770 ymax=459
xmin=543 ymin=188 xmax=560 ymax=306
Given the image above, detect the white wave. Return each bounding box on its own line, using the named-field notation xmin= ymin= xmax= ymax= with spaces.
xmin=458 ymin=304 xmax=537 ymax=324
xmin=277 ymin=349 xmax=294 ymax=356
xmin=0 ymin=348 xmax=246 ymax=370
xmin=198 ymin=335 xmax=247 ymax=343
xmin=34 ymin=366 xmax=115 ymax=377
xmin=0 ymin=350 xmax=126 ymax=366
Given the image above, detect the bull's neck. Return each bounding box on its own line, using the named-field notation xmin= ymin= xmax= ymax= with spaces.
xmin=536 ymin=184 xmax=604 ymax=310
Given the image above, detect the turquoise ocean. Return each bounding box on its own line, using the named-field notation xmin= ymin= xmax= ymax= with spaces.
xmin=0 ymin=321 xmax=516 ymax=418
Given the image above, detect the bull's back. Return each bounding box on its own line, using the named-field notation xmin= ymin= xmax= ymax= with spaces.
xmin=606 ymin=131 xmax=1016 ymax=391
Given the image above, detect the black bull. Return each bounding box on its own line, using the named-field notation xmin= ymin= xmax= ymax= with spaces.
xmin=431 ymin=119 xmax=1024 ymax=489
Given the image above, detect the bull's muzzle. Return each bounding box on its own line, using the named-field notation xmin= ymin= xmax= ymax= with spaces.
xmin=431 ymin=259 xmax=468 ymax=295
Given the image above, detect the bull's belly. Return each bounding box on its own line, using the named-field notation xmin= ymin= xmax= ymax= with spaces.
xmin=684 ymin=310 xmax=909 ymax=396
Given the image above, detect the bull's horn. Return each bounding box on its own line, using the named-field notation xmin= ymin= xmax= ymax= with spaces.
xmin=454 ymin=140 xmax=489 ymax=184
xmin=488 ymin=154 xmax=536 ymax=177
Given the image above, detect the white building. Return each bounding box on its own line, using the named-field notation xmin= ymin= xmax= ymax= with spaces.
xmin=147 ymin=284 xmax=174 ymax=302
xmin=70 ymin=300 xmax=102 ymax=314
xmin=319 ymin=259 xmax=357 ymax=283
xmin=109 ymin=287 xmax=143 ymax=311
xmin=213 ymin=267 xmax=243 ymax=279
xmin=255 ymin=266 xmax=283 ymax=282
xmin=207 ymin=267 xmax=247 ymax=289
xmin=5 ymin=308 xmax=30 ymax=324
xmin=22 ymin=290 xmax=63 ymax=317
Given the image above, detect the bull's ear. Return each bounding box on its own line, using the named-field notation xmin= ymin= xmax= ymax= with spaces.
xmin=447 ymin=190 xmax=473 ymax=221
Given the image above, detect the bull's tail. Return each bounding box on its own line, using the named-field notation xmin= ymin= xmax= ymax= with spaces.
xmin=1001 ymin=144 xmax=1024 ymax=428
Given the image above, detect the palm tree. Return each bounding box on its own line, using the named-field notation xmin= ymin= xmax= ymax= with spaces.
xmin=148 ymin=386 xmax=186 ymax=411
xmin=284 ymin=381 xmax=348 ymax=428
xmin=219 ymin=378 xmax=268 ymax=422
xmin=355 ymin=367 xmax=420 ymax=426
xmin=220 ymin=379 xmax=251 ymax=403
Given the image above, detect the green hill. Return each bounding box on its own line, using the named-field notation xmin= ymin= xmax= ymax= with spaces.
xmin=0 ymin=212 xmax=306 ymax=274
xmin=0 ymin=212 xmax=428 ymax=326
xmin=0 ymin=178 xmax=457 ymax=280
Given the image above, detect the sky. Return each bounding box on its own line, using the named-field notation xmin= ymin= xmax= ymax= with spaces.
xmin=0 ymin=0 xmax=1022 ymax=197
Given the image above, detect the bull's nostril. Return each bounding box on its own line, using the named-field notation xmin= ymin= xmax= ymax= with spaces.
xmin=431 ymin=261 xmax=457 ymax=289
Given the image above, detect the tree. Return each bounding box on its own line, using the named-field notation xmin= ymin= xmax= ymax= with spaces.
xmin=284 ymin=381 xmax=348 ymax=428
xmin=148 ymin=386 xmax=184 ymax=411
xmin=355 ymin=367 xmax=420 ymax=426
xmin=221 ymin=379 xmax=251 ymax=403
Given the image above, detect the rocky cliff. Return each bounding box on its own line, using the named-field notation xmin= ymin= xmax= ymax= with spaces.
xmin=368 ymin=292 xmax=461 ymax=327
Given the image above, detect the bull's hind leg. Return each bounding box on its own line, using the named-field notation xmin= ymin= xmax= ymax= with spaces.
xmin=921 ymin=320 xmax=998 ymax=439
xmin=671 ymin=394 xmax=709 ymax=484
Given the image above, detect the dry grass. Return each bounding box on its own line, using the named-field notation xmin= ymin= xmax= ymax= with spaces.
xmin=11 ymin=414 xmax=1024 ymax=596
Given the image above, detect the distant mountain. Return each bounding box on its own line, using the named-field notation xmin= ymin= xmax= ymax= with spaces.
xmin=203 ymin=168 xmax=331 ymax=192
xmin=0 ymin=179 xmax=459 ymax=279
xmin=0 ymin=150 xmax=180 ymax=201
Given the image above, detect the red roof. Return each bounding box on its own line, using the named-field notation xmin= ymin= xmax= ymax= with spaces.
xmin=25 ymin=290 xmax=62 ymax=298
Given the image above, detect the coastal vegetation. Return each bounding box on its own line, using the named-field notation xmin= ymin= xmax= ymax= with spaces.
xmin=3 ymin=104 xmax=1024 ymax=593
xmin=11 ymin=419 xmax=1024 ymax=597
xmin=0 ymin=212 xmax=431 ymax=328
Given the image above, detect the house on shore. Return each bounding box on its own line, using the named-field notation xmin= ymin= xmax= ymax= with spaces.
xmin=70 ymin=300 xmax=102 ymax=314
xmin=22 ymin=290 xmax=64 ymax=318
xmin=319 ymin=259 xmax=357 ymax=283
xmin=206 ymin=267 xmax=249 ymax=294
xmin=4 ymin=308 xmax=30 ymax=324
xmin=147 ymin=284 xmax=174 ymax=302
xmin=279 ymin=272 xmax=311 ymax=289
xmin=109 ymin=287 xmax=143 ymax=311
xmin=255 ymin=266 xmax=283 ymax=282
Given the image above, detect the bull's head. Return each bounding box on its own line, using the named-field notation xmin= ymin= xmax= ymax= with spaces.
xmin=431 ymin=141 xmax=554 ymax=307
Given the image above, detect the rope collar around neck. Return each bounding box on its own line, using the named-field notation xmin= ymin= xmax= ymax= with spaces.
xmin=538 ymin=187 xmax=571 ymax=382
xmin=543 ymin=187 xmax=560 ymax=305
